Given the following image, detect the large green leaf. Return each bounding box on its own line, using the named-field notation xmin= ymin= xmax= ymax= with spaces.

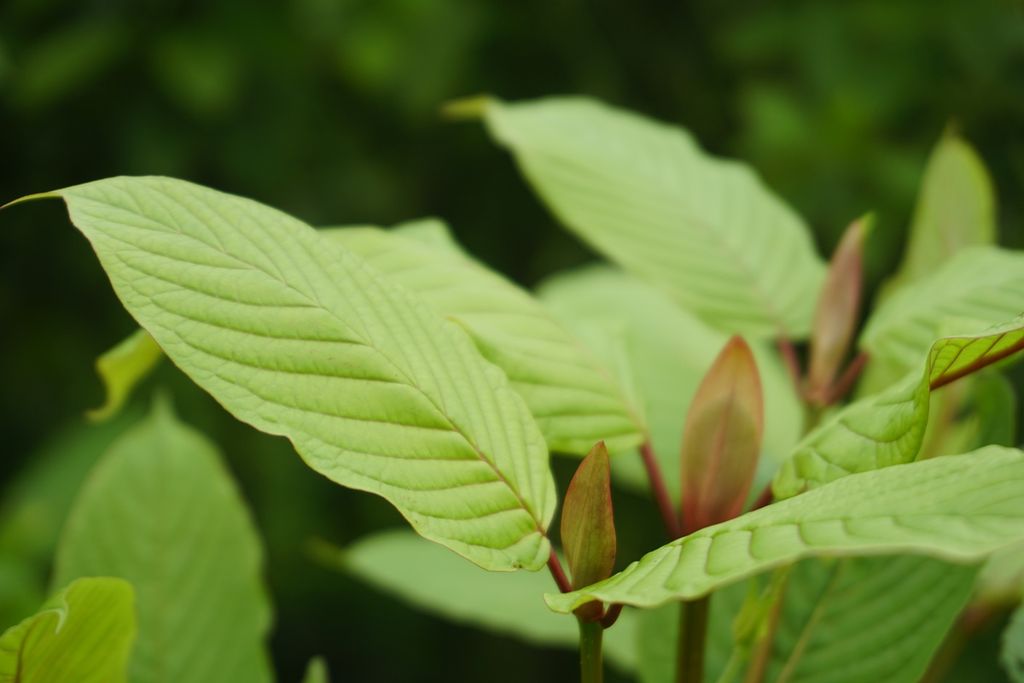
xmin=24 ymin=176 xmax=555 ymax=571
xmin=473 ymin=96 xmax=826 ymax=337
xmin=766 ymin=557 xmax=975 ymax=683
xmin=321 ymin=222 xmax=644 ymax=455
xmin=774 ymin=318 xmax=1024 ymax=499
xmin=53 ymin=400 xmax=272 ymax=683
xmin=0 ymin=577 xmax=136 ymax=683
xmin=861 ymin=247 xmax=1024 ymax=370
xmin=538 ymin=265 xmax=803 ymax=500
xmin=546 ymin=446 xmax=1024 ymax=612
xmin=891 ymin=132 xmax=997 ymax=288
xmin=320 ymin=529 xmax=636 ymax=671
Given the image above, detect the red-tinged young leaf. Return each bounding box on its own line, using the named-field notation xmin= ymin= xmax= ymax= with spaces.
xmin=680 ymin=336 xmax=764 ymax=534
xmin=807 ymin=214 xmax=872 ymax=404
xmin=561 ymin=441 xmax=616 ymax=601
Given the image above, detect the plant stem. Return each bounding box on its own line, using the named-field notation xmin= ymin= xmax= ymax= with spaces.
xmin=639 ymin=440 xmax=683 ymax=539
xmin=578 ymin=618 xmax=604 ymax=683
xmin=548 ymin=549 xmax=573 ymax=593
xmin=676 ymin=596 xmax=710 ymax=683
xmin=821 ymin=351 xmax=868 ymax=405
xmin=713 ymin=649 xmax=746 ymax=683
xmin=743 ymin=569 xmax=791 ymax=683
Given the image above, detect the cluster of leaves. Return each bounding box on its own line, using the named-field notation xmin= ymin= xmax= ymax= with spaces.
xmin=3 ymin=94 xmax=1024 ymax=682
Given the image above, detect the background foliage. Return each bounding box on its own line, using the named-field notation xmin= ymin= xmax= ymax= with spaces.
xmin=2 ymin=1 xmax=1024 ymax=680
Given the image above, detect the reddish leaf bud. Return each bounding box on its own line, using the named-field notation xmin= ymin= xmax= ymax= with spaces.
xmin=807 ymin=214 xmax=872 ymax=404
xmin=680 ymin=336 xmax=764 ymax=534
xmin=561 ymin=441 xmax=617 ymax=600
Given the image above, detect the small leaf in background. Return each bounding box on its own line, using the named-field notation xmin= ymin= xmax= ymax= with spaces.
xmin=317 ymin=529 xmax=637 ymax=672
xmin=0 ymin=410 xmax=140 ymax=626
xmin=860 ymin=246 xmax=1024 ymax=371
xmin=1003 ymin=600 xmax=1024 ymax=682
xmin=547 ymin=446 xmax=1024 ymax=612
xmin=0 ymin=577 xmax=136 ymax=683
xmin=894 ymin=131 xmax=997 ymax=287
xmin=323 ymin=221 xmax=644 ymax=455
xmin=87 ymin=328 xmax=162 ymax=422
xmin=53 ymin=400 xmax=273 ymax=683
xmin=680 ymin=336 xmax=764 ymax=534
xmin=473 ymin=96 xmax=826 ymax=338
xmin=767 ymin=556 xmax=975 ymax=683
xmin=301 ymin=657 xmax=330 ymax=683
xmin=774 ymin=316 xmax=1024 ymax=499
xmin=561 ymin=441 xmax=616 ymax=596
xmin=806 ymin=214 xmax=871 ymax=404
xmin=24 ymin=176 xmax=556 ymax=572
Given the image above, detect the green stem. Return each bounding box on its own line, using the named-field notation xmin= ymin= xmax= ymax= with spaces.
xmin=713 ymin=649 xmax=746 ymax=683
xmin=676 ymin=596 xmax=710 ymax=683
xmin=578 ymin=618 xmax=604 ymax=683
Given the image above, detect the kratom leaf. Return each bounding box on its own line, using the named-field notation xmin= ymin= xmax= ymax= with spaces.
xmin=774 ymin=318 xmax=1024 ymax=499
xmin=894 ymin=131 xmax=997 ymax=286
xmin=23 ymin=176 xmax=555 ymax=571
xmin=767 ymin=557 xmax=975 ymax=683
xmin=1003 ymin=601 xmax=1024 ymax=682
xmin=546 ymin=446 xmax=1024 ymax=612
xmin=538 ymin=265 xmax=803 ymax=501
xmin=53 ymin=400 xmax=272 ymax=683
xmin=861 ymin=247 xmax=1024 ymax=370
xmin=0 ymin=577 xmax=135 ymax=683
xmin=301 ymin=657 xmax=329 ymax=683
xmin=318 ymin=529 xmax=636 ymax=671
xmin=978 ymin=541 xmax=1024 ymax=607
xmin=472 ymin=96 xmax=826 ymax=337
xmin=87 ymin=328 xmax=162 ymax=421
xmin=322 ymin=222 xmax=644 ymax=454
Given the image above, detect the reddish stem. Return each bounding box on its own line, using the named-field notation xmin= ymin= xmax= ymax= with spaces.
xmin=822 ymin=351 xmax=868 ymax=404
xmin=548 ymin=549 xmax=573 ymax=594
xmin=639 ymin=440 xmax=683 ymax=539
xmin=599 ymin=603 xmax=624 ymax=629
xmin=777 ymin=338 xmax=803 ymax=394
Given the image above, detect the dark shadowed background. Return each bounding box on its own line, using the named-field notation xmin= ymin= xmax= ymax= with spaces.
xmin=2 ymin=1 xmax=1023 ymax=680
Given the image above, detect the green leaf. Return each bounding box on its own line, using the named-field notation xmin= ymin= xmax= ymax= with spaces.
xmin=474 ymin=96 xmax=826 ymax=337
xmin=87 ymin=328 xmax=163 ymax=421
xmin=29 ymin=176 xmax=555 ymax=571
xmin=894 ymin=132 xmax=997 ymax=287
xmin=0 ymin=577 xmax=136 ymax=682
xmin=767 ymin=557 xmax=975 ymax=683
xmin=300 ymin=657 xmax=329 ymax=683
xmin=53 ymin=400 xmax=273 ymax=683
xmin=774 ymin=318 xmax=1024 ymax=499
xmin=318 ymin=529 xmax=636 ymax=671
xmin=322 ymin=222 xmax=644 ymax=455
xmin=538 ymin=265 xmax=803 ymax=501
xmin=1004 ymin=600 xmax=1024 ymax=682
xmin=861 ymin=247 xmax=1024 ymax=370
xmin=546 ymin=446 xmax=1024 ymax=612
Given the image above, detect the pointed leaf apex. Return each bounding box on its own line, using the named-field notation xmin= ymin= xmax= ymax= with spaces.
xmin=680 ymin=336 xmax=764 ymax=534
xmin=561 ymin=441 xmax=616 ymax=597
xmin=807 ymin=215 xmax=870 ymax=402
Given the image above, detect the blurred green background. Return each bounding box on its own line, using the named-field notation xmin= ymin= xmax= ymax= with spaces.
xmin=2 ymin=1 xmax=1024 ymax=680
